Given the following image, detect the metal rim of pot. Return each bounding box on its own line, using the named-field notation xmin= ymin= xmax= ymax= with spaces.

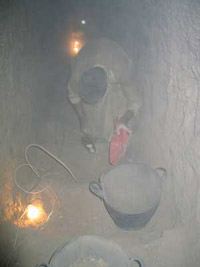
xmin=35 ymin=235 xmax=145 ymax=267
xmin=90 ymin=162 xmax=166 ymax=215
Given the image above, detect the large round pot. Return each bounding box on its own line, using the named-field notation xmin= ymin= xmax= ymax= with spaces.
xmin=36 ymin=235 xmax=144 ymax=267
xmin=90 ymin=163 xmax=166 ymax=230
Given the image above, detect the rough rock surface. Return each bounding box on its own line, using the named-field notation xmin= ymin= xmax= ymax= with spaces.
xmin=126 ymin=0 xmax=200 ymax=230
xmin=0 ymin=1 xmax=33 ymax=160
xmin=1 ymin=0 xmax=200 ymax=266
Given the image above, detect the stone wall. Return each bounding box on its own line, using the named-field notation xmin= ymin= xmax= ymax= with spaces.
xmin=0 ymin=0 xmax=34 ymax=160
xmin=127 ymin=0 xmax=200 ymax=228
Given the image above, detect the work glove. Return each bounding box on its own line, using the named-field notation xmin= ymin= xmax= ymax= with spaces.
xmin=115 ymin=123 xmax=132 ymax=135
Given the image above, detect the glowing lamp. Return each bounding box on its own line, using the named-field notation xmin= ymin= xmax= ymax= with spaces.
xmin=73 ymin=40 xmax=81 ymax=54
xmin=69 ymin=32 xmax=85 ymax=56
xmin=27 ymin=205 xmax=40 ymax=221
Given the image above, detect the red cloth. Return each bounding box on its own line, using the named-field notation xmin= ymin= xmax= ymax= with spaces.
xmin=109 ymin=118 xmax=131 ymax=165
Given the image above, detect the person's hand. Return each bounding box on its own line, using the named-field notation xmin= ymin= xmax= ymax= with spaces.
xmin=115 ymin=123 xmax=132 ymax=135
xmin=81 ymin=127 xmax=91 ymax=136
xmin=118 ymin=110 xmax=134 ymax=126
xmin=81 ymin=135 xmax=96 ymax=154
xmin=80 ymin=120 xmax=91 ymax=136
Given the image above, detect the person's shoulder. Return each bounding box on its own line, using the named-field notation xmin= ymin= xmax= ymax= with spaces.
xmin=93 ymin=37 xmax=120 ymax=48
xmin=81 ymin=37 xmax=119 ymax=49
xmin=74 ymin=37 xmax=118 ymax=59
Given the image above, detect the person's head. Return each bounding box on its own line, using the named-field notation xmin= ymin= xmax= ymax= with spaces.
xmin=79 ymin=66 xmax=107 ymax=104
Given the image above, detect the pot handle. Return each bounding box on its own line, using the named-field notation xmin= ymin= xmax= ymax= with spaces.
xmin=129 ymin=256 xmax=145 ymax=267
xmin=89 ymin=181 xmax=104 ymax=200
xmin=155 ymin=167 xmax=167 ymax=179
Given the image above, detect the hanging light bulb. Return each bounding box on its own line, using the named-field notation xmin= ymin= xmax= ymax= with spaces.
xmin=27 ymin=204 xmax=40 ymax=221
xmin=69 ymin=32 xmax=85 ymax=56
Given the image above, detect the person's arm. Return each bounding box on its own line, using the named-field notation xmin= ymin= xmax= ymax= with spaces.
xmin=119 ymin=83 xmax=141 ymax=127
xmin=73 ymin=101 xmax=91 ymax=136
xmin=119 ymin=109 xmax=134 ymax=126
xmin=68 ymin=82 xmax=91 ymax=136
xmin=117 ymin=58 xmax=140 ymax=126
xmin=73 ymin=101 xmax=96 ymax=153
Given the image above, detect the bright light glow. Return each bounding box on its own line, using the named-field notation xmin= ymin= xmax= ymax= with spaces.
xmin=73 ymin=40 xmax=81 ymax=54
xmin=68 ymin=32 xmax=85 ymax=56
xmin=27 ymin=205 xmax=40 ymax=220
xmin=74 ymin=47 xmax=79 ymax=53
xmin=81 ymin=20 xmax=86 ymax=25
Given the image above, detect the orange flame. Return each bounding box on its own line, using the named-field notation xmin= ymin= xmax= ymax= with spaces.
xmin=0 ymin=161 xmax=49 ymax=229
xmin=16 ymin=200 xmax=48 ymax=229
xmin=69 ymin=32 xmax=85 ymax=56
xmin=2 ymin=193 xmax=48 ymax=228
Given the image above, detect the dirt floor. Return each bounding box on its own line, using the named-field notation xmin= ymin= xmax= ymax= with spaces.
xmin=0 ymin=56 xmax=199 ymax=266
xmin=1 ymin=122 xmax=200 ymax=267
xmin=0 ymin=48 xmax=199 ymax=266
